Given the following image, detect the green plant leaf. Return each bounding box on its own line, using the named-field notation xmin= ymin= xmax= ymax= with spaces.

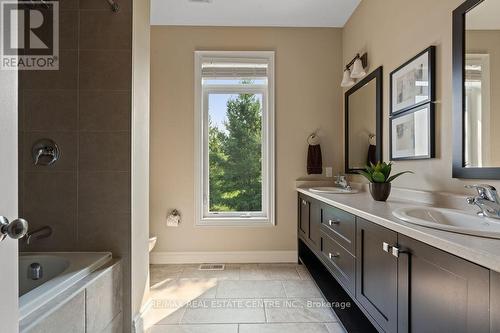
xmin=386 ymin=171 xmax=414 ymax=183
xmin=372 ymin=171 xmax=386 ymax=183
xmin=381 ymin=162 xmax=392 ymax=179
xmin=357 ymin=170 xmax=373 ymax=182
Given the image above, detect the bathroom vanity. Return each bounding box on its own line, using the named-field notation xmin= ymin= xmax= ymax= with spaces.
xmin=297 ymin=188 xmax=500 ymax=333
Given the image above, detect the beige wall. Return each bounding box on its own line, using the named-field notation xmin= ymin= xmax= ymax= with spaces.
xmin=342 ymin=0 xmax=500 ymax=193
xmin=150 ymin=26 xmax=343 ymax=253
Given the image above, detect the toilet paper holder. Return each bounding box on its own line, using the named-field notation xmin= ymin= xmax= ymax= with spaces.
xmin=166 ymin=209 xmax=181 ymax=227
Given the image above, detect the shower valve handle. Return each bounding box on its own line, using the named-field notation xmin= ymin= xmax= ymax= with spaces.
xmin=0 ymin=216 xmax=29 ymax=241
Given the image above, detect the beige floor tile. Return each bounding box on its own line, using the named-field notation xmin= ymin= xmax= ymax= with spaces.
xmin=239 ymin=323 xmax=332 ymax=333
xmin=282 ymin=280 xmax=323 ymax=298
xmin=181 ymin=299 xmax=266 ymax=324
xmin=150 ymin=324 xmax=238 ymax=333
xmin=239 ymin=264 xmax=268 ymax=280
xmin=296 ymin=265 xmax=313 ymax=280
xmin=264 ymin=298 xmax=338 ymax=323
xmin=151 ymin=278 xmax=218 ymax=301
xmin=144 ymin=304 xmax=187 ymax=328
xmin=150 ymin=265 xmax=185 ymax=284
xmin=325 ymin=322 xmax=347 ymax=333
xmin=257 ymin=264 xmax=301 ymax=280
xmin=216 ymin=280 xmax=286 ymax=298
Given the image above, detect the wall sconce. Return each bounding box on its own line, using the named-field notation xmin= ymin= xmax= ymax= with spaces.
xmin=341 ymin=53 xmax=368 ymax=88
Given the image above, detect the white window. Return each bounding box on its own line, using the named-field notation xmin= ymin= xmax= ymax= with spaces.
xmin=194 ymin=51 xmax=275 ymax=226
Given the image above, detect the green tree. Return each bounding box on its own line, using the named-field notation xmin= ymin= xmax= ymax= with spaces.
xmin=208 ymin=91 xmax=263 ymax=212
xmin=208 ymin=118 xmax=229 ymax=211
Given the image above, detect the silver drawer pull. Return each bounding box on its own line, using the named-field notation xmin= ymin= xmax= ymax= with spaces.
xmin=302 ymin=200 xmax=307 ymax=205
xmin=328 ymin=219 xmax=340 ymax=226
xmin=382 ymin=242 xmax=391 ymax=253
xmin=329 ymin=252 xmax=340 ymax=259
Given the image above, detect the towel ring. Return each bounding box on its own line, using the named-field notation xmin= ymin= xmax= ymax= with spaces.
xmin=307 ymin=133 xmax=318 ymax=145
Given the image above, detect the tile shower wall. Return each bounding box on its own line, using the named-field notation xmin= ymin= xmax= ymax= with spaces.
xmin=19 ymin=0 xmax=132 ymax=329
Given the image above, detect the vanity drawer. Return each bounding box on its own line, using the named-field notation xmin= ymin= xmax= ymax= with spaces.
xmin=321 ymin=231 xmax=355 ymax=294
xmin=321 ymin=205 xmax=356 ymax=254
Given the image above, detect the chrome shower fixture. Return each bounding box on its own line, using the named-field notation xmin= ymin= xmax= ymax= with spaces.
xmin=32 ymin=139 xmax=59 ymax=166
xmin=106 ymin=0 xmax=119 ymax=12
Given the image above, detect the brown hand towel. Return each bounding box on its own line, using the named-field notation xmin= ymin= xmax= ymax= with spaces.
xmin=307 ymin=144 xmax=323 ymax=175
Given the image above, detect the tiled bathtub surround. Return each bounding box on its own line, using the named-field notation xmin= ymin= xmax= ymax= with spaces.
xmin=18 ymin=0 xmax=133 ymax=328
xmin=146 ymin=264 xmax=346 ymax=333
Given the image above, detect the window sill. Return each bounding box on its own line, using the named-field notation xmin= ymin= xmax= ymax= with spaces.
xmin=196 ymin=217 xmax=275 ymax=227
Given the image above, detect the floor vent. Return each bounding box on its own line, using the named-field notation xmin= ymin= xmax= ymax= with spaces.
xmin=198 ymin=264 xmax=225 ymax=271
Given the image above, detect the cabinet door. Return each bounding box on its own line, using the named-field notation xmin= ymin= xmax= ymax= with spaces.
xmin=308 ymin=199 xmax=321 ymax=249
xmin=356 ymin=218 xmax=398 ymax=333
xmin=398 ymin=235 xmax=490 ymax=333
xmin=298 ymin=196 xmax=310 ymax=239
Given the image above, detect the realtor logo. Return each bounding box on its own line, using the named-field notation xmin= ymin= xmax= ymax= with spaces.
xmin=1 ymin=1 xmax=59 ymax=70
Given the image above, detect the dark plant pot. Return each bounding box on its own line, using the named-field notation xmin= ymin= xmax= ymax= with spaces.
xmin=369 ymin=183 xmax=392 ymax=201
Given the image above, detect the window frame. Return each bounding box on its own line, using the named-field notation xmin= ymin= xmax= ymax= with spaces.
xmin=194 ymin=51 xmax=275 ymax=227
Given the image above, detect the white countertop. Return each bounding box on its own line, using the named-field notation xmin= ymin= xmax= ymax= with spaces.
xmin=297 ymin=187 xmax=500 ymax=272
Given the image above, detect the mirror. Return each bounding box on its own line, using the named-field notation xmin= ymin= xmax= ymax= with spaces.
xmin=453 ymin=0 xmax=500 ymax=179
xmin=345 ymin=67 xmax=383 ymax=173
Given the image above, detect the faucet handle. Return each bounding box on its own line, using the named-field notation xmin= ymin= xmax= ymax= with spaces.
xmin=465 ymin=184 xmax=498 ymax=202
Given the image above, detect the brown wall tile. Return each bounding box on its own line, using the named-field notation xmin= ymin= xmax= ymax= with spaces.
xmin=79 ymin=0 xmax=131 ymax=12
xmin=79 ymin=10 xmax=132 ymax=50
xmin=78 ymin=211 xmax=130 ymax=255
xmin=56 ymin=0 xmax=78 ymax=11
xmin=20 ymin=51 xmax=78 ymax=89
xmin=79 ymin=91 xmax=131 ymax=131
xmin=78 ymin=171 xmax=130 ymax=213
xmin=79 ymin=50 xmax=132 ymax=90
xmin=79 ymin=132 xmax=130 ymax=171
xmin=24 ymin=90 xmax=77 ymax=131
xmin=21 ymin=172 xmax=77 ymax=251
xmin=59 ymin=10 xmax=79 ymax=50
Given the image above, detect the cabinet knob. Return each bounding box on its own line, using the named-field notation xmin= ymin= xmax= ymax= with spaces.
xmin=328 ymin=252 xmax=340 ymax=259
xmin=302 ymin=200 xmax=307 ymax=205
xmin=328 ymin=219 xmax=340 ymax=226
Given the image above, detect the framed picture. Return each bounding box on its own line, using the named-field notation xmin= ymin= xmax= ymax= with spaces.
xmin=390 ymin=46 xmax=436 ymax=115
xmin=390 ymin=103 xmax=435 ymax=160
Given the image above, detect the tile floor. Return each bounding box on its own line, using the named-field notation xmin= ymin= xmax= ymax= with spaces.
xmin=145 ymin=264 xmax=346 ymax=333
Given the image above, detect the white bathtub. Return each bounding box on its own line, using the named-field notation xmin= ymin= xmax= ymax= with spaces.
xmin=19 ymin=252 xmax=112 ymax=320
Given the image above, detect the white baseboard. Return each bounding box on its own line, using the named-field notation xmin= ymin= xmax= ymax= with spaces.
xmin=150 ymin=251 xmax=298 ymax=264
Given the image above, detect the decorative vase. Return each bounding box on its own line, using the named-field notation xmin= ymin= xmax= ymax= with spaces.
xmin=369 ymin=183 xmax=392 ymax=201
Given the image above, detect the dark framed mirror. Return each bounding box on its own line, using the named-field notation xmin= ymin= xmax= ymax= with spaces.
xmin=453 ymin=0 xmax=500 ymax=179
xmin=345 ymin=67 xmax=383 ymax=174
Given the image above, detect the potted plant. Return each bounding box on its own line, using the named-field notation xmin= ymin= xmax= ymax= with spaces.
xmin=358 ymin=162 xmax=413 ymax=201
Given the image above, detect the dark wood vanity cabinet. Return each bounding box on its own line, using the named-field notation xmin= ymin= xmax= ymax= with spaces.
xmin=356 ymin=218 xmax=398 ymax=333
xmin=298 ymin=194 xmax=495 ymax=333
xmin=298 ymin=194 xmax=320 ymax=251
xmin=397 ymin=235 xmax=490 ymax=333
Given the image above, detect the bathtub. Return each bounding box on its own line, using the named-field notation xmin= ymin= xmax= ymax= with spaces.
xmin=19 ymin=252 xmax=112 ymax=320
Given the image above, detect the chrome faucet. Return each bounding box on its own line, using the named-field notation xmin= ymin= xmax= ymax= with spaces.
xmin=24 ymin=225 xmax=53 ymax=245
xmin=465 ymin=184 xmax=500 ymax=219
xmin=334 ymin=174 xmax=351 ymax=190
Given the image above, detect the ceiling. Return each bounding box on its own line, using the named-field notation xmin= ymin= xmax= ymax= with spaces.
xmin=466 ymin=0 xmax=500 ymax=30
xmin=150 ymin=0 xmax=361 ymax=27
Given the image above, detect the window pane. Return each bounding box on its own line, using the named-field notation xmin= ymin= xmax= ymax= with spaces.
xmin=208 ymin=92 xmax=263 ymax=213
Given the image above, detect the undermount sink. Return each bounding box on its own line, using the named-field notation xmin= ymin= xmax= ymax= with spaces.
xmin=309 ymin=187 xmax=359 ymax=194
xmin=393 ymin=206 xmax=500 ymax=239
